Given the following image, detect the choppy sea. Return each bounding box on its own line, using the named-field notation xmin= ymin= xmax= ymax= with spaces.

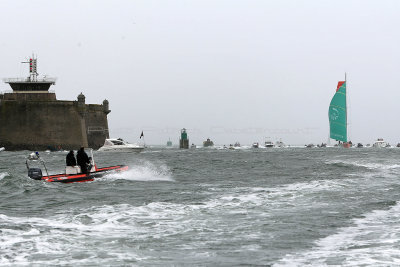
xmin=1 ymin=147 xmax=400 ymax=266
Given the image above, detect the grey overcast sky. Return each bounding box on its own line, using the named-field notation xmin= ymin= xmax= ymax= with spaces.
xmin=0 ymin=0 xmax=399 ymax=145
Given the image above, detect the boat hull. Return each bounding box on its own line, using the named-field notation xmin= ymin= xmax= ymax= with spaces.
xmin=252 ymin=143 xmax=259 ymax=148
xmin=98 ymin=147 xmax=144 ymax=152
xmin=342 ymin=142 xmax=351 ymax=148
xmin=41 ymin=165 xmax=128 ymax=183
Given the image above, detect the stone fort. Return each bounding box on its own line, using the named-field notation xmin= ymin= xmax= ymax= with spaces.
xmin=0 ymin=56 xmax=110 ymax=150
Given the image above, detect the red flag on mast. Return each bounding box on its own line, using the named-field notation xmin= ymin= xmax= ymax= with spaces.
xmin=336 ymin=81 xmax=345 ymax=92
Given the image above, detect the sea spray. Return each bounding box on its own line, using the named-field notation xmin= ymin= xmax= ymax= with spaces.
xmin=276 ymin=202 xmax=400 ymax=266
xmin=0 ymin=172 xmax=8 ymax=181
xmin=102 ymin=161 xmax=174 ymax=182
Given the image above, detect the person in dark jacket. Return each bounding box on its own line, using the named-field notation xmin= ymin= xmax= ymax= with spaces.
xmin=66 ymin=150 xmax=76 ymax=166
xmin=76 ymin=147 xmax=90 ymax=174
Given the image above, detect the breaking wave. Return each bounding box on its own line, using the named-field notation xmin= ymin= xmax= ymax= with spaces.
xmin=101 ymin=161 xmax=174 ymax=182
xmin=276 ymin=201 xmax=400 ymax=266
xmin=326 ymin=160 xmax=400 ymax=170
xmin=0 ymin=172 xmax=8 ymax=181
xmin=0 ymin=178 xmax=366 ymax=265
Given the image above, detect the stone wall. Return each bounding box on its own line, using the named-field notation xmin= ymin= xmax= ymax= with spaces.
xmin=0 ymin=94 xmax=110 ymax=151
xmin=85 ymin=104 xmax=110 ymax=149
xmin=3 ymin=92 xmax=56 ymax=101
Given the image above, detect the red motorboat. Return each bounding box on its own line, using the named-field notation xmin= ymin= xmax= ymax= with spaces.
xmin=26 ymin=152 xmax=128 ymax=183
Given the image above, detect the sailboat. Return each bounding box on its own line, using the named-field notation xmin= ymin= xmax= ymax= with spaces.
xmin=328 ymin=75 xmax=351 ymax=148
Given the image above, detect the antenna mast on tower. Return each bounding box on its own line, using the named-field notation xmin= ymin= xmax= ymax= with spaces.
xmin=21 ymin=54 xmax=38 ymax=82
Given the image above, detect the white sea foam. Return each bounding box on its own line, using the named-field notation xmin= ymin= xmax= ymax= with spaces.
xmin=276 ymin=202 xmax=400 ymax=266
xmin=198 ymin=179 xmax=352 ymax=216
xmin=101 ymin=161 xmax=174 ymax=182
xmin=0 ymin=190 xmax=281 ymax=265
xmin=327 ymin=159 xmax=400 ymax=170
xmin=0 ymin=203 xmax=180 ymax=265
xmin=1 ymin=198 xmax=237 ymax=265
xmin=0 ymin=172 xmax=8 ymax=180
xmin=0 ymin=176 xmax=368 ymax=265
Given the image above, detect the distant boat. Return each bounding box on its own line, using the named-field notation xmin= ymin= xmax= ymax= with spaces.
xmin=275 ymin=139 xmax=286 ymax=148
xmin=265 ymin=138 xmax=274 ymax=148
xmin=306 ymin=144 xmax=315 ymax=148
xmin=203 ymin=138 xmax=214 ymax=147
xmin=397 ymin=143 xmax=400 ymax=148
xmin=190 ymin=143 xmax=196 ymax=149
xmin=234 ymin=142 xmax=241 ymax=147
xmin=229 ymin=144 xmax=235 ymax=150
xmin=166 ymin=139 xmax=172 ymax=147
xmin=252 ymin=142 xmax=259 ymax=148
xmin=98 ymin=138 xmax=144 ymax=152
xmin=329 ymin=76 xmax=351 ymax=148
xmin=0 ymin=147 xmax=4 ymax=152
xmin=357 ymin=143 xmax=363 ymax=148
xmin=373 ymin=138 xmax=387 ymax=148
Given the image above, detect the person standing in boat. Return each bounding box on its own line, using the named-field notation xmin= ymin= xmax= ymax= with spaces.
xmin=66 ymin=150 xmax=76 ymax=166
xmin=77 ymin=147 xmax=90 ymax=174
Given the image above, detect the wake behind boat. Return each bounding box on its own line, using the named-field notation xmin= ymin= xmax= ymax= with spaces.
xmin=98 ymin=138 xmax=144 ymax=152
xmin=26 ymin=152 xmax=128 ymax=183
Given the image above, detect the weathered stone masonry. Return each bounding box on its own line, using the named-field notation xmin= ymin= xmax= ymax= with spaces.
xmin=0 ymin=92 xmax=110 ymax=151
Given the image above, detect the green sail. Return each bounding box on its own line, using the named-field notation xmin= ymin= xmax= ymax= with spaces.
xmin=329 ymin=82 xmax=347 ymax=142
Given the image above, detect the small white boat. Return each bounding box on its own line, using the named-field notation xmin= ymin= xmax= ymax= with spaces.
xmin=275 ymin=139 xmax=286 ymax=148
xmin=98 ymin=138 xmax=144 ymax=152
xmin=264 ymin=137 xmax=274 ymax=148
xmin=265 ymin=141 xmax=274 ymax=148
xmin=203 ymin=138 xmax=214 ymax=147
xmin=373 ymin=138 xmax=387 ymax=148
xmin=0 ymin=147 xmax=5 ymax=152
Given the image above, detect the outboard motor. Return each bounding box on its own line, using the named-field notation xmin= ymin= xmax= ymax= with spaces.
xmin=28 ymin=168 xmax=43 ymax=180
xmin=26 ymin=152 xmax=46 ymax=180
